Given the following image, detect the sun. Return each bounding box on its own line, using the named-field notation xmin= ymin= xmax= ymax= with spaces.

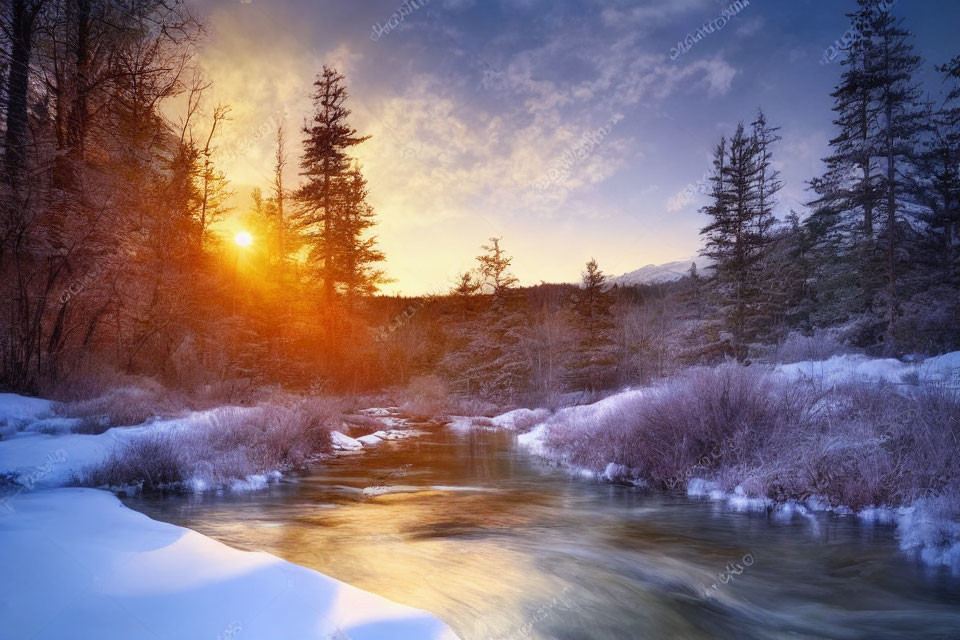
xmin=234 ymin=231 xmax=253 ymax=247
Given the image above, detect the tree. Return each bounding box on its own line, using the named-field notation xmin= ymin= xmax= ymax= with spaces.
xmin=292 ymin=66 xmax=370 ymax=306
xmin=198 ymin=104 xmax=232 ymax=248
xmin=567 ymin=259 xmax=617 ymax=391
xmin=271 ymin=123 xmax=290 ymax=275
xmin=699 ymin=122 xmax=776 ymax=361
xmin=2 ymin=0 xmax=44 ymax=186
xmin=334 ymin=166 xmax=385 ymax=307
xmin=869 ymin=1 xmax=926 ymax=335
xmin=450 ymin=238 xmax=530 ymax=399
xmin=476 ymin=236 xmax=519 ymax=295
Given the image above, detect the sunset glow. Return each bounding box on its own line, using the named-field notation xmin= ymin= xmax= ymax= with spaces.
xmin=234 ymin=231 xmax=253 ymax=248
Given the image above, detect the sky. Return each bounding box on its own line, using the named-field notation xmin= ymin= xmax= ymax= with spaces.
xmin=190 ymin=0 xmax=960 ymax=295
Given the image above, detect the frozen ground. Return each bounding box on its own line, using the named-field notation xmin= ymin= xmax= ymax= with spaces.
xmin=0 ymin=488 xmax=458 ymax=640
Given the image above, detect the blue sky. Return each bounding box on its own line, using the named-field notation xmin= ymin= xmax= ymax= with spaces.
xmin=194 ymin=0 xmax=960 ymax=294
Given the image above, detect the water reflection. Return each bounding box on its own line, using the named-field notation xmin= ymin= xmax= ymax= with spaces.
xmin=127 ymin=427 xmax=960 ymax=640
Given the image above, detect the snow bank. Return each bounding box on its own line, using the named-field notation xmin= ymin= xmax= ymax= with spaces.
xmin=897 ymin=495 xmax=960 ymax=571
xmin=0 ymin=489 xmax=459 ymax=640
xmin=516 ymin=423 xmax=549 ymax=457
xmin=0 ymin=393 xmax=55 ymax=439
xmin=355 ymin=429 xmax=428 ymax=446
xmin=776 ymin=354 xmax=911 ymax=385
xmin=776 ymin=350 xmax=960 ymax=387
xmin=489 ymin=407 xmax=551 ymax=431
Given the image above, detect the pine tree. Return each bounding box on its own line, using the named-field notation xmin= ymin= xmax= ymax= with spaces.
xmin=808 ymin=10 xmax=883 ymax=319
xmin=807 ymin=0 xmax=926 ymax=346
xmin=869 ymin=1 xmax=926 ymax=335
xmin=453 ymin=238 xmax=530 ymax=399
xmin=567 ymin=259 xmax=617 ymax=391
xmin=751 ymin=108 xmax=783 ymax=238
xmin=699 ymin=123 xmax=774 ymax=361
xmin=293 ymin=66 xmax=370 ymax=306
xmin=334 ymin=166 xmax=385 ymax=306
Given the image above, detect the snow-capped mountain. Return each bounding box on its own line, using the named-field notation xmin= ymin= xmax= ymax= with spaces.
xmin=610 ymin=256 xmax=710 ymax=286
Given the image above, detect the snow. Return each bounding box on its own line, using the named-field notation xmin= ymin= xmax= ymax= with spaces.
xmin=0 ymin=393 xmax=55 ymax=439
xmin=609 ymin=256 xmax=711 ymax=287
xmin=444 ymin=416 xmax=479 ymax=432
xmin=516 ymin=423 xmax=549 ymax=457
xmin=359 ymin=407 xmax=399 ymax=417
xmin=331 ymin=431 xmax=363 ymax=451
xmin=896 ymin=496 xmax=960 ymax=571
xmin=0 ymin=392 xmax=54 ymax=423
xmin=600 ymin=462 xmax=645 ymax=486
xmin=228 ymin=471 xmax=283 ymax=493
xmin=858 ymin=506 xmax=899 ymax=526
xmin=775 ymin=350 xmax=960 ymax=387
xmin=0 ymin=488 xmax=459 ymax=640
xmin=776 ymin=354 xmax=912 ymax=384
xmin=489 ymin=407 xmax=551 ymax=431
xmin=355 ymin=429 xmax=427 ymax=446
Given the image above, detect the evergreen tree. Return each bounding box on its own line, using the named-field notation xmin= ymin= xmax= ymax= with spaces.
xmin=869 ymin=0 xmax=926 ymax=334
xmin=293 ymin=66 xmax=370 ymax=306
xmin=453 ymin=238 xmax=531 ymax=399
xmin=699 ymin=123 xmax=775 ymax=361
xmin=567 ymin=259 xmax=617 ymax=391
xmin=334 ymin=166 xmax=385 ymax=306
xmin=807 ymin=0 xmax=926 ymax=347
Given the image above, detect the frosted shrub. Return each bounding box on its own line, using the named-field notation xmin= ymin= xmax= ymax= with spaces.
xmin=539 ymin=364 xmax=960 ymax=513
xmin=773 ymin=329 xmax=852 ymax=364
xmin=56 ymin=385 xmax=184 ymax=434
xmin=86 ymin=432 xmax=187 ymax=490
xmin=81 ymin=399 xmax=340 ymax=491
xmin=400 ymin=375 xmax=451 ymax=421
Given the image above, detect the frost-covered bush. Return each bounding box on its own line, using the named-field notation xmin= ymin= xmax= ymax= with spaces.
xmin=86 ymin=431 xmax=187 ymax=490
xmin=771 ymin=329 xmax=853 ymax=364
xmin=546 ymin=365 xmax=810 ymax=486
xmin=400 ymin=375 xmax=452 ymax=421
xmin=55 ymin=384 xmax=185 ymax=433
xmin=539 ymin=364 xmax=960 ymax=512
xmin=81 ymin=399 xmax=340 ymax=491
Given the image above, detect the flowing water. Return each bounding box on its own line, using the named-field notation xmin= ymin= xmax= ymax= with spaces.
xmin=126 ymin=423 xmax=960 ymax=640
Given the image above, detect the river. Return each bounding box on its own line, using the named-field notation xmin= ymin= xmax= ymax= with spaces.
xmin=125 ymin=423 xmax=960 ymax=639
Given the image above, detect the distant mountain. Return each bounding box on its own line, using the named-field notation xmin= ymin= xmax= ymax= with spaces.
xmin=609 ymin=256 xmax=710 ymax=286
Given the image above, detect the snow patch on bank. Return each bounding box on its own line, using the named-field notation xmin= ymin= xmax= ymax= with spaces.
xmin=0 ymin=488 xmax=459 ymax=640
xmin=0 ymin=405 xmax=256 ymax=492
xmin=776 ymin=350 xmax=960 ymax=387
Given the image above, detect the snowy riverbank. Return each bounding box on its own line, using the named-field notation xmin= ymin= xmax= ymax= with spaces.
xmin=0 ymin=488 xmax=458 ymax=640
xmin=481 ymin=353 xmax=960 ymax=572
xmin=0 ymin=395 xmax=457 ymax=639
